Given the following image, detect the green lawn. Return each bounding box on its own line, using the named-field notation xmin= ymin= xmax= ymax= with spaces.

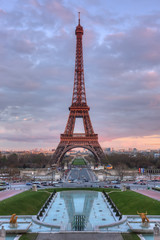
xmin=0 ymin=190 xmax=50 ymax=215
xmin=72 ymin=158 xmax=86 ymax=165
xmin=19 ymin=233 xmax=38 ymax=240
xmin=109 ymin=190 xmax=160 ymax=215
xmin=122 ymin=233 xmax=140 ymax=240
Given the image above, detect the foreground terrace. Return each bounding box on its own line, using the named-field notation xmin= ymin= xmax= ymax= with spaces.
xmin=0 ymin=188 xmax=160 ymax=240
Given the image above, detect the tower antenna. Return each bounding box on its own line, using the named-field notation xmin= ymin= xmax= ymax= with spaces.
xmin=78 ymin=12 xmax=80 ymax=25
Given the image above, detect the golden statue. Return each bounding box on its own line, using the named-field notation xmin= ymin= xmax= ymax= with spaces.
xmin=137 ymin=211 xmax=149 ymax=223
xmin=10 ymin=214 xmax=18 ymax=224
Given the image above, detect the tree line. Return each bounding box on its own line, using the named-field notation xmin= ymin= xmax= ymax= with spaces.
xmin=108 ymin=153 xmax=160 ymax=169
xmin=86 ymin=152 xmax=160 ymax=169
xmin=0 ymin=152 xmax=160 ymax=169
xmin=0 ymin=153 xmax=51 ymax=169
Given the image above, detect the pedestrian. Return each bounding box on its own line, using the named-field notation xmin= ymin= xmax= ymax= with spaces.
xmin=0 ymin=226 xmax=6 ymax=240
xmin=153 ymin=224 xmax=160 ymax=236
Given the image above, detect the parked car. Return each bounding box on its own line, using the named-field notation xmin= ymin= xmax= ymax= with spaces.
xmin=103 ymin=185 xmax=109 ymax=188
xmin=26 ymin=182 xmax=32 ymax=186
xmin=84 ymin=179 xmax=88 ymax=182
xmin=133 ymin=182 xmax=138 ymax=184
xmin=0 ymin=181 xmax=9 ymax=186
xmin=114 ymin=185 xmax=120 ymax=189
xmin=140 ymin=182 xmax=146 ymax=185
xmin=111 ymin=180 xmax=120 ymax=184
xmin=54 ymin=184 xmax=61 ymax=187
xmin=41 ymin=182 xmax=48 ymax=186
xmin=32 ymin=181 xmax=41 ymax=185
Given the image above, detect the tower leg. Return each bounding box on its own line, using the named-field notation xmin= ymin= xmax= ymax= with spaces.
xmin=52 ymin=142 xmax=66 ymax=165
xmin=91 ymin=145 xmax=107 ymax=164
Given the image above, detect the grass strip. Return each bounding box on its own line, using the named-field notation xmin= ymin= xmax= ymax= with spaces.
xmin=0 ymin=190 xmax=50 ymax=215
xmin=19 ymin=233 xmax=38 ymax=240
xmin=72 ymin=158 xmax=86 ymax=165
xmin=109 ymin=190 xmax=160 ymax=215
xmin=122 ymin=233 xmax=140 ymax=240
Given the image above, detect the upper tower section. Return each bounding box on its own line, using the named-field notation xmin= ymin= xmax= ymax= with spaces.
xmin=75 ymin=12 xmax=83 ymax=35
xmin=70 ymin=13 xmax=89 ymax=110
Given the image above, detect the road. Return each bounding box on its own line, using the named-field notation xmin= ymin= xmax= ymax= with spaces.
xmin=1 ymin=172 xmax=160 ymax=193
xmin=67 ymin=167 xmax=97 ymax=182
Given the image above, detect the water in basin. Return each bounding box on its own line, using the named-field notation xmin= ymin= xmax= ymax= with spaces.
xmin=1 ymin=222 xmax=30 ymax=230
xmin=142 ymin=235 xmax=154 ymax=240
xmin=6 ymin=234 xmax=17 ymax=240
xmin=43 ymin=190 xmax=116 ymax=230
xmin=128 ymin=222 xmax=155 ymax=230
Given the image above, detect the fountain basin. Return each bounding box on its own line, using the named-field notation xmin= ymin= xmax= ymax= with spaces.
xmin=127 ymin=221 xmax=155 ymax=234
xmin=0 ymin=222 xmax=32 ymax=233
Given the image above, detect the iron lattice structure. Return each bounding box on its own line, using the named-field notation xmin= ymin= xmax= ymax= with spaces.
xmin=52 ymin=14 xmax=106 ymax=165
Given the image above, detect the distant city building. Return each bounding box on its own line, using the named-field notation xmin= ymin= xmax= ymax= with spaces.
xmin=154 ymin=153 xmax=160 ymax=158
xmin=105 ymin=148 xmax=111 ymax=152
xmin=1 ymin=147 xmax=160 ymax=158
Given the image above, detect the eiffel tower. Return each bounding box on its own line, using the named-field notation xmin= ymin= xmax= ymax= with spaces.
xmin=52 ymin=13 xmax=106 ymax=165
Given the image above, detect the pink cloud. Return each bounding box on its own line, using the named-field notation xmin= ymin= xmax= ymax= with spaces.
xmin=29 ymin=0 xmax=41 ymax=8
xmin=46 ymin=0 xmax=74 ymax=23
xmin=101 ymin=135 xmax=160 ymax=150
xmin=0 ymin=8 xmax=5 ymax=15
xmin=84 ymin=29 xmax=97 ymax=47
xmin=150 ymin=95 xmax=160 ymax=108
xmin=144 ymin=71 xmax=159 ymax=89
xmin=107 ymin=32 xmax=125 ymax=39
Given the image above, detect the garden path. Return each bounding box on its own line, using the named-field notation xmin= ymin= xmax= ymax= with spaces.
xmin=0 ymin=189 xmax=24 ymax=201
xmin=134 ymin=189 xmax=160 ymax=201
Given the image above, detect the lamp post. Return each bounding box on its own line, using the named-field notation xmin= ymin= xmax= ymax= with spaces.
xmin=34 ymin=168 xmax=35 ymax=181
xmin=51 ymin=168 xmax=55 ymax=186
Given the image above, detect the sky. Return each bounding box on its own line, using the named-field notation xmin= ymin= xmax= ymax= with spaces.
xmin=0 ymin=0 xmax=160 ymax=151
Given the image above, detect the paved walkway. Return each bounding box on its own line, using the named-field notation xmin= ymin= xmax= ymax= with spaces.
xmin=133 ymin=189 xmax=160 ymax=201
xmin=36 ymin=233 xmax=123 ymax=240
xmin=0 ymin=189 xmax=24 ymax=201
